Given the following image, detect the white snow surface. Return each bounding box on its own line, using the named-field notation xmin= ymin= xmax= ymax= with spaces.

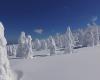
xmin=10 ymin=45 xmax=100 ymax=80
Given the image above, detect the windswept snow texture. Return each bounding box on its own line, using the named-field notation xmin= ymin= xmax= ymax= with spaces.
xmin=10 ymin=46 xmax=100 ymax=80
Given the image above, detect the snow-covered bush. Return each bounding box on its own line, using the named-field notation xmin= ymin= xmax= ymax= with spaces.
xmin=0 ymin=22 xmax=14 ymax=80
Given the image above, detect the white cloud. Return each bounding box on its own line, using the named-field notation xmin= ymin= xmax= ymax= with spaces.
xmin=34 ymin=28 xmax=44 ymax=34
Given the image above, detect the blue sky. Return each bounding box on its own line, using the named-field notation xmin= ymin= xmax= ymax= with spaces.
xmin=0 ymin=0 xmax=100 ymax=43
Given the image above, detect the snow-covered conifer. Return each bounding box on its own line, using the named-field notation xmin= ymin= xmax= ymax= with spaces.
xmin=54 ymin=33 xmax=61 ymax=48
xmin=24 ymin=35 xmax=33 ymax=59
xmin=49 ymin=36 xmax=56 ymax=55
xmin=0 ymin=22 xmax=14 ymax=80
xmin=77 ymin=29 xmax=85 ymax=47
xmin=86 ymin=23 xmax=100 ymax=46
xmin=92 ymin=22 xmax=100 ymax=45
xmin=16 ymin=32 xmax=27 ymax=57
xmin=49 ymin=36 xmax=56 ymax=49
xmin=34 ymin=39 xmax=41 ymax=50
xmin=64 ymin=27 xmax=74 ymax=54
xmin=16 ymin=32 xmax=33 ymax=59
xmin=41 ymin=39 xmax=47 ymax=50
xmin=46 ymin=38 xmax=51 ymax=49
xmin=85 ymin=24 xmax=95 ymax=47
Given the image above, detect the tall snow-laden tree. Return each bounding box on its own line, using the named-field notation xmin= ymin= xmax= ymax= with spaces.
xmin=16 ymin=32 xmax=27 ymax=58
xmin=24 ymin=35 xmax=33 ymax=59
xmin=16 ymin=32 xmax=33 ymax=59
xmin=0 ymin=22 xmax=14 ymax=80
xmin=64 ymin=27 xmax=75 ymax=54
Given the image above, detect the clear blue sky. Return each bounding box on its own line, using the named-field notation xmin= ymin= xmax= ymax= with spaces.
xmin=0 ymin=0 xmax=100 ymax=43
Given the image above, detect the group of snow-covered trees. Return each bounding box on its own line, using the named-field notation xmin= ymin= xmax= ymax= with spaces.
xmin=7 ymin=27 xmax=75 ymax=57
xmin=0 ymin=20 xmax=100 ymax=80
xmin=0 ymin=21 xmax=100 ymax=80
xmin=7 ymin=22 xmax=100 ymax=57
xmin=74 ymin=22 xmax=100 ymax=47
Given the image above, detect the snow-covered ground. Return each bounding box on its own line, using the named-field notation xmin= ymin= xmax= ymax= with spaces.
xmin=10 ymin=45 xmax=100 ymax=80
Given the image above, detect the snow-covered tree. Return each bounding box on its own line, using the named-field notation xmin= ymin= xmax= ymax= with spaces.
xmin=0 ymin=22 xmax=14 ymax=80
xmin=16 ymin=32 xmax=33 ymax=59
xmin=77 ymin=29 xmax=85 ymax=47
xmin=59 ymin=34 xmax=65 ymax=48
xmin=12 ymin=45 xmax=17 ymax=56
xmin=7 ymin=45 xmax=13 ymax=56
xmin=16 ymin=32 xmax=27 ymax=58
xmin=49 ymin=36 xmax=56 ymax=55
xmin=46 ymin=38 xmax=51 ymax=49
xmin=72 ymin=31 xmax=80 ymax=47
xmin=85 ymin=23 xmax=100 ymax=47
xmin=7 ymin=45 xmax=18 ymax=56
xmin=92 ymin=22 xmax=100 ymax=45
xmin=24 ymin=35 xmax=33 ymax=59
xmin=49 ymin=44 xmax=56 ymax=56
xmin=40 ymin=39 xmax=47 ymax=50
xmin=49 ymin=36 xmax=56 ymax=49
xmin=34 ymin=39 xmax=41 ymax=50
xmin=64 ymin=27 xmax=75 ymax=54
xmin=84 ymin=24 xmax=95 ymax=47
xmin=18 ymin=32 xmax=26 ymax=44
xmin=54 ymin=33 xmax=61 ymax=48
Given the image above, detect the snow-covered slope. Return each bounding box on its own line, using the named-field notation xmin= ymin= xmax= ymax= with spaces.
xmin=10 ymin=46 xmax=100 ymax=80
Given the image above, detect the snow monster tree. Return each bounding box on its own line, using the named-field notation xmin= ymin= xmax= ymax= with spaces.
xmin=64 ymin=27 xmax=75 ymax=54
xmin=0 ymin=22 xmax=14 ymax=80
